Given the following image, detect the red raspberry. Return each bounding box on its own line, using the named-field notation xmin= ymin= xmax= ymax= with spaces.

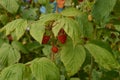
xmin=57 ymin=34 xmax=67 ymax=44
xmin=51 ymin=46 xmax=58 ymax=53
xmin=42 ymin=35 xmax=50 ymax=44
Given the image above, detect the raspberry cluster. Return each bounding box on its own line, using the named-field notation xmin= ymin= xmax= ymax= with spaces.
xmin=42 ymin=29 xmax=67 ymax=53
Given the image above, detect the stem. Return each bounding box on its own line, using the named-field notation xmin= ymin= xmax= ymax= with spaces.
xmin=25 ymin=31 xmax=32 ymax=42
xmin=89 ymin=56 xmax=94 ymax=80
xmin=93 ymin=25 xmax=97 ymax=40
xmin=50 ymin=52 xmax=54 ymax=61
xmin=88 ymin=23 xmax=96 ymax=80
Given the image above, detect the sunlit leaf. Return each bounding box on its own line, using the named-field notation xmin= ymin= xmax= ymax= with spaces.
xmin=39 ymin=13 xmax=61 ymax=25
xmin=0 ymin=63 xmax=32 ymax=80
xmin=1 ymin=19 xmax=27 ymax=40
xmin=30 ymin=57 xmax=60 ymax=80
xmin=61 ymin=7 xmax=80 ymax=17
xmin=52 ymin=17 xmax=81 ymax=45
xmin=38 ymin=0 xmax=49 ymax=4
xmin=60 ymin=40 xmax=86 ymax=76
xmin=0 ymin=43 xmax=20 ymax=70
xmin=0 ymin=0 xmax=19 ymax=14
xmin=30 ymin=21 xmax=45 ymax=44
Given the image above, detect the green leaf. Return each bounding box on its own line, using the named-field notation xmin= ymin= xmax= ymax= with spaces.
xmin=21 ymin=8 xmax=38 ymax=20
xmin=72 ymin=0 xmax=79 ymax=6
xmin=65 ymin=0 xmax=73 ymax=6
xmin=1 ymin=19 xmax=27 ymax=40
xmin=85 ymin=43 xmax=119 ymax=70
xmin=61 ymin=7 xmax=80 ymax=17
xmin=11 ymin=41 xmax=29 ymax=54
xmin=76 ymin=13 xmax=94 ymax=39
xmin=0 ymin=0 xmax=19 ymax=14
xmin=39 ymin=13 xmax=61 ymax=25
xmin=0 ymin=14 xmax=8 ymax=25
xmin=52 ymin=18 xmax=65 ymax=37
xmin=45 ymin=3 xmax=53 ymax=13
xmin=30 ymin=57 xmax=60 ymax=80
xmin=15 ymin=20 xmax=27 ymax=40
xmin=114 ymin=25 xmax=120 ymax=32
xmin=113 ymin=0 xmax=120 ymax=17
xmin=52 ymin=17 xmax=81 ymax=44
xmin=42 ymin=45 xmax=52 ymax=58
xmin=0 ymin=63 xmax=32 ymax=80
xmin=70 ymin=78 xmax=80 ymax=80
xmin=0 ymin=39 xmax=4 ymax=47
xmin=30 ymin=21 xmax=45 ymax=44
xmin=25 ymin=41 xmax=42 ymax=52
xmin=92 ymin=0 xmax=117 ymax=22
xmin=0 ymin=43 xmax=20 ymax=70
xmin=38 ymin=0 xmax=49 ymax=4
xmin=90 ymin=40 xmax=113 ymax=53
xmin=92 ymin=69 xmax=102 ymax=80
xmin=60 ymin=40 xmax=86 ymax=76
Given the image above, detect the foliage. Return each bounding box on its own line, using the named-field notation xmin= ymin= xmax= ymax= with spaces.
xmin=0 ymin=0 xmax=120 ymax=80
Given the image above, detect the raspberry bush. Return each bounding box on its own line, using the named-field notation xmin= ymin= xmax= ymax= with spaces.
xmin=0 ymin=0 xmax=120 ymax=80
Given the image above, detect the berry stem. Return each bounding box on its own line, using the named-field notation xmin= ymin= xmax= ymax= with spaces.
xmin=51 ymin=52 xmax=55 ymax=61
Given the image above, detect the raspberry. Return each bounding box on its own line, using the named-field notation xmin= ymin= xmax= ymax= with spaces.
xmin=42 ymin=35 xmax=50 ymax=44
xmin=58 ymin=34 xmax=67 ymax=44
xmin=51 ymin=46 xmax=58 ymax=53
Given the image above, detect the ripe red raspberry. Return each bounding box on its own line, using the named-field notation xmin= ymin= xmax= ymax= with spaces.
xmin=51 ymin=46 xmax=58 ymax=53
xmin=58 ymin=34 xmax=67 ymax=44
xmin=42 ymin=35 xmax=50 ymax=44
